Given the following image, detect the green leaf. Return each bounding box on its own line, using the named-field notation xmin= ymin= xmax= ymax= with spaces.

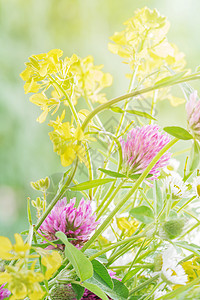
xmin=130 ymin=206 xmax=154 ymax=224
xmin=189 ymin=140 xmax=200 ymax=171
xmin=128 ymin=174 xmax=153 ymax=180
xmin=56 ymin=232 xmax=93 ymax=282
xmin=176 ymin=241 xmax=200 ymax=256
xmin=91 ymin=259 xmax=113 ymax=289
xmin=110 ymin=106 xmax=124 ymax=113
xmin=86 ymin=276 xmax=128 ymax=300
xmin=71 ymin=283 xmax=85 ymax=300
xmin=82 ymin=282 xmax=108 ymax=300
xmin=154 ymin=72 xmax=186 ymax=88
xmin=122 ymin=268 xmax=141 ymax=283
xmin=110 ymin=106 xmax=156 ymax=120
xmin=99 ymin=168 xmax=126 ymax=178
xmin=98 ymin=169 xmax=153 ymax=180
xmin=70 ymin=178 xmax=114 ymax=191
xmin=112 ymin=279 xmax=129 ymax=299
xmin=125 ymin=109 xmax=156 ymax=121
xmin=163 ymin=126 xmax=193 ymax=140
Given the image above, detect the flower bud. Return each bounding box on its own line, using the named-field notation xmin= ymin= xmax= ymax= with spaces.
xmin=30 ymin=177 xmax=50 ymax=192
xmin=162 ymin=219 xmax=185 ymax=239
xmin=50 ymin=284 xmax=76 ymax=300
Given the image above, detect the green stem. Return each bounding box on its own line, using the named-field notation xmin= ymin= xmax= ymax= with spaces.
xmin=85 ymin=142 xmax=93 ymax=199
xmin=81 ymin=74 xmax=200 ymax=131
xmin=81 ymin=138 xmax=178 ymax=252
xmin=177 ymin=196 xmax=196 ymax=213
xmin=97 ymin=179 xmax=125 ymax=219
xmin=129 ymin=274 xmax=160 ymax=295
xmin=95 ymin=180 xmax=117 ymax=214
xmin=156 ymin=277 xmax=200 ymax=300
xmin=35 ymin=159 xmax=78 ymax=230
xmin=48 ymin=75 xmax=80 ymax=124
xmin=149 ymin=90 xmax=158 ymax=125
xmin=144 ymin=281 xmax=163 ymax=300
xmin=88 ymin=233 xmax=144 ymax=261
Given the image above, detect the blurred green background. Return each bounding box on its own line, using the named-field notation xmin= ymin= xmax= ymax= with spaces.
xmin=1 ymin=0 xmax=200 ymax=239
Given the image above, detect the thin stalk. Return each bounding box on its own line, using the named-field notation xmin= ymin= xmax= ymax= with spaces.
xmin=149 ymin=90 xmax=158 ymax=125
xmin=156 ymin=277 xmax=200 ymax=299
xmin=81 ymin=138 xmax=178 ymax=252
xmin=48 ymin=74 xmax=80 ymax=124
xmin=97 ymin=180 xmax=125 ymax=219
xmin=35 ymin=159 xmax=78 ymax=230
xmin=95 ymin=180 xmax=117 ymax=214
xmin=177 ymin=196 xmax=196 ymax=213
xmin=81 ymin=74 xmax=200 ymax=131
xmin=144 ymin=281 xmax=163 ymax=300
xmin=129 ymin=274 xmax=160 ymax=295
xmin=88 ymin=233 xmax=144 ymax=261
xmin=85 ymin=143 xmax=93 ymax=199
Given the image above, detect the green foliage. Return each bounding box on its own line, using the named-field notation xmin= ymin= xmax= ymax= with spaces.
xmin=163 ymin=126 xmax=193 ymax=140
xmin=56 ymin=232 xmax=93 ymax=282
xmin=130 ymin=206 xmax=154 ymax=224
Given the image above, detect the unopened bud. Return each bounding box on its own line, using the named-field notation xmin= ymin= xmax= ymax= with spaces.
xmin=50 ymin=284 xmax=76 ymax=300
xmin=162 ymin=219 xmax=185 ymax=239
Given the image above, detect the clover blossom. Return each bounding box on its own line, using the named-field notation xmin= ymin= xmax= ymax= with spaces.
xmin=39 ymin=197 xmax=99 ymax=249
xmin=121 ymin=125 xmax=171 ymax=179
xmin=186 ymin=91 xmax=200 ymax=140
xmin=0 ymin=284 xmax=10 ymax=300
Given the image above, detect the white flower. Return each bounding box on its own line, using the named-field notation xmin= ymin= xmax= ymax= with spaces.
xmin=163 ymin=172 xmax=189 ymax=199
xmin=161 ymin=246 xmax=188 ymax=285
xmin=163 ymin=158 xmax=180 ymax=174
xmin=192 ymin=176 xmax=200 ymax=197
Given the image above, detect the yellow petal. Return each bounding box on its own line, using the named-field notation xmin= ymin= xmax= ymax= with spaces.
xmin=24 ymin=79 xmax=40 ymax=94
xmin=61 ymin=147 xmax=76 ymax=167
xmin=0 ymin=236 xmax=12 ymax=252
xmin=37 ymin=109 xmax=49 ymax=123
xmin=20 ymin=68 xmax=31 ymax=81
xmin=0 ymin=272 xmax=11 ymax=284
xmin=12 ymin=283 xmax=27 ymax=299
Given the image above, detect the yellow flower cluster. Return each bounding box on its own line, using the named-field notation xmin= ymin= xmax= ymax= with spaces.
xmin=0 ymin=234 xmax=37 ymax=260
xmin=0 ymin=234 xmax=62 ymax=300
xmin=49 ymin=110 xmax=93 ymax=167
xmin=20 ymin=50 xmax=112 ymax=123
xmin=108 ymin=7 xmax=186 ymax=105
xmin=70 ymin=55 xmax=113 ymax=104
xmin=0 ymin=263 xmax=45 ymax=300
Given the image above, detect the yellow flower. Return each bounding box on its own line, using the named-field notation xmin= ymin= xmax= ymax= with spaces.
xmin=41 ymin=251 xmax=62 ymax=280
xmin=29 ymin=93 xmax=60 ymax=123
xmin=49 ymin=110 xmax=94 ymax=167
xmin=21 ymin=50 xmax=112 ymax=125
xmin=0 ymin=234 xmax=38 ymax=260
xmin=109 ymin=7 xmax=187 ymax=105
xmin=0 ymin=263 xmax=45 ymax=300
xmin=69 ymin=55 xmax=113 ymax=104
xmin=20 ymin=49 xmax=63 ymax=85
xmin=116 ymin=217 xmax=139 ymax=237
xmin=181 ymin=258 xmax=200 ymax=282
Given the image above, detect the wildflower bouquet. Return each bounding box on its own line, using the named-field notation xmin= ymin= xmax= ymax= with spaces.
xmin=2 ymin=6 xmax=200 ymax=300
